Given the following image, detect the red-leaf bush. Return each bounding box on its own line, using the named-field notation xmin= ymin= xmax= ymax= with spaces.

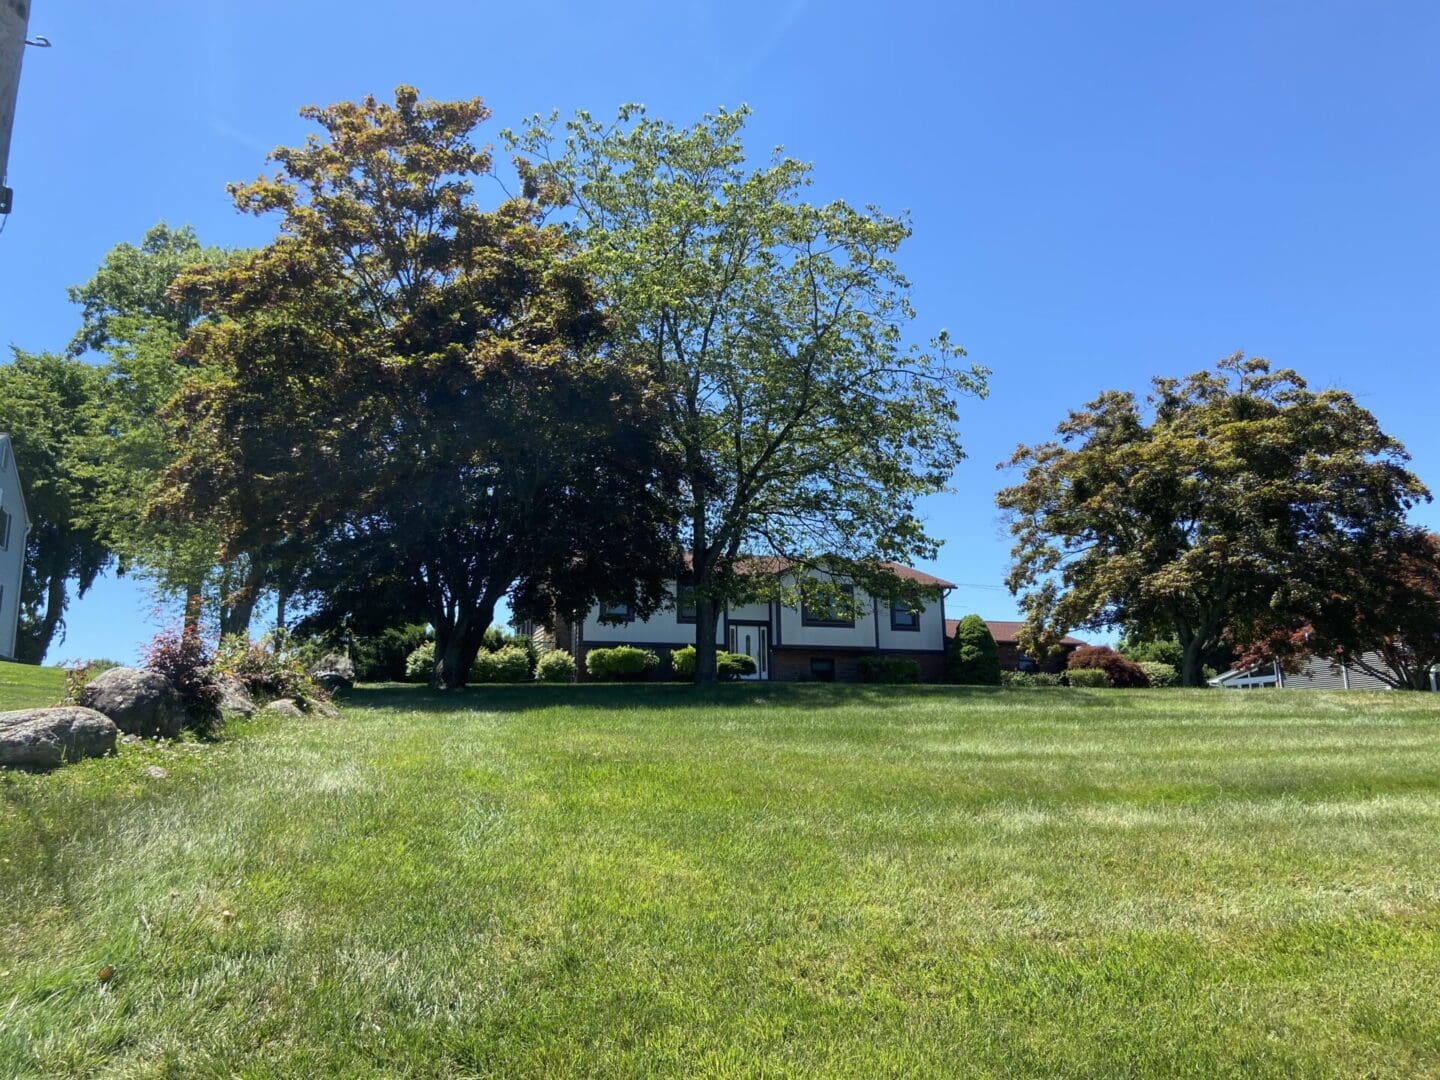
xmin=142 ymin=627 xmax=223 ymax=732
xmin=1066 ymin=645 xmax=1151 ymax=688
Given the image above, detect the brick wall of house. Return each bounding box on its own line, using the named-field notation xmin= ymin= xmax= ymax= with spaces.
xmin=771 ymin=648 xmax=947 ymax=684
xmin=996 ymin=641 xmax=1076 ymax=674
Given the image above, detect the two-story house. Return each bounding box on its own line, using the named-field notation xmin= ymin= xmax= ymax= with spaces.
xmin=0 ymin=434 xmax=31 ymax=661
xmin=546 ymin=559 xmax=956 ymax=682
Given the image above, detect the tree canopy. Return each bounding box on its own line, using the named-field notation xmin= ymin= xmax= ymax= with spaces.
xmin=0 ymin=350 xmax=110 ymax=661
xmin=507 ymin=105 xmax=986 ymax=680
xmin=158 ymin=87 xmax=679 ymax=687
xmin=1237 ymin=530 xmax=1440 ymax=690
xmin=997 ymin=354 xmax=1429 ymax=686
xmin=64 ymin=224 xmax=251 ymax=631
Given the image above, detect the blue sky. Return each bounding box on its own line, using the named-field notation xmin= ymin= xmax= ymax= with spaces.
xmin=4 ymin=1 xmax=1438 ymax=663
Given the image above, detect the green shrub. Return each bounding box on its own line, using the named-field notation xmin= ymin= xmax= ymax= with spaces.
xmin=479 ymin=628 xmax=538 ymax=674
xmin=404 ymin=642 xmax=435 ymax=682
xmin=948 ymin=614 xmax=1001 ymax=685
xmin=60 ymin=659 xmax=122 ymax=704
xmin=1067 ymin=645 xmax=1150 ymax=688
xmin=470 ymin=645 xmax=532 ymax=683
xmin=719 ymin=652 xmax=756 ymax=678
xmin=858 ymin=656 xmax=921 ymax=684
xmin=1138 ymin=661 xmax=1179 ymax=688
xmin=535 ymin=650 xmax=576 ymax=683
xmin=215 ymin=633 xmax=328 ymax=706
xmin=586 ymin=646 xmax=660 ymax=681
xmin=1065 ymin=668 xmax=1110 ymax=688
xmin=670 ymin=645 xmax=755 ymax=680
xmin=350 ymin=624 xmax=431 ymax=682
xmin=1001 ymin=670 xmax=1063 ymax=688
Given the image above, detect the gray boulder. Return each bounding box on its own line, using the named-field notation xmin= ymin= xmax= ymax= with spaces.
xmin=78 ymin=667 xmax=185 ymax=738
xmin=0 ymin=707 xmax=118 ymax=768
xmin=264 ymin=698 xmax=304 ymax=718
xmin=310 ymin=653 xmax=355 ymax=694
xmin=217 ymin=677 xmax=257 ymax=719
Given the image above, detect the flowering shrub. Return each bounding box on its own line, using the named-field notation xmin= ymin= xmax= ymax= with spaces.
xmin=142 ymin=628 xmax=223 ymax=732
xmin=214 ymin=633 xmax=324 ymax=705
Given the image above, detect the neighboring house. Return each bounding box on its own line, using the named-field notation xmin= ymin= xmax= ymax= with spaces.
xmin=0 ymin=434 xmax=30 ymax=661
xmin=943 ymin=619 xmax=1087 ymax=674
xmin=1211 ymin=653 xmax=1439 ymax=691
xmin=544 ymin=559 xmax=956 ymax=682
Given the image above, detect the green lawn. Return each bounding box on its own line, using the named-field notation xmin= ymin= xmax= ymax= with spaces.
xmin=3 ymin=679 xmax=1440 ymax=1077
xmin=0 ymin=660 xmax=66 ymax=710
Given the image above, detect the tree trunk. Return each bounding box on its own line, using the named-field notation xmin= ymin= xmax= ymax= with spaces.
xmin=694 ymin=593 xmax=720 ymax=685
xmin=182 ymin=581 xmax=204 ymax=637
xmin=219 ymin=557 xmax=267 ymax=639
xmin=1179 ymin=633 xmax=1207 ymax=688
xmin=19 ymin=569 xmax=67 ymax=663
xmin=275 ymin=588 xmax=289 ymax=635
xmin=432 ymin=602 xmax=496 ymax=690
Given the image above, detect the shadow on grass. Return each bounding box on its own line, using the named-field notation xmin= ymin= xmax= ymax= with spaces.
xmin=342 ymin=681 xmax=1014 ymax=714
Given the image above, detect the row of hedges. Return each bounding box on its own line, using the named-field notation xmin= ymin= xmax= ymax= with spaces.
xmin=858 ymin=656 xmax=921 ymax=684
xmin=949 ymin=614 xmax=1187 ymax=689
xmin=587 ymin=645 xmax=758 ymax=681
xmin=403 ymin=641 xmax=577 ymax=684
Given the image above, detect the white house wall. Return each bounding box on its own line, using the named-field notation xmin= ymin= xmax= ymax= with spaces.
xmin=579 ymin=576 xmax=946 ymax=653
xmin=581 ymin=584 xmax=724 ymax=646
xmin=0 ymin=436 xmax=27 ymax=660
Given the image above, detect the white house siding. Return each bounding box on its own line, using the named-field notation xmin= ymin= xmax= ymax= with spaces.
xmin=1216 ymin=652 xmax=1424 ymax=691
xmin=0 ymin=435 xmax=28 ymax=660
xmin=574 ymin=570 xmax=951 ymax=682
xmin=580 ymin=586 xmax=723 ymax=647
xmin=876 ymin=597 xmax=946 ymax=653
xmin=1280 ymin=653 xmax=1404 ymax=691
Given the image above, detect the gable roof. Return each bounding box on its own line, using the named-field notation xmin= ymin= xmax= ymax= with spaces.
xmin=944 ymin=618 xmax=1087 ymax=647
xmin=680 ymin=552 xmax=956 ymax=590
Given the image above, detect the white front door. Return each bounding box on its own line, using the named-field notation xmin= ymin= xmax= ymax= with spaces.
xmin=727 ymin=624 xmax=769 ymax=680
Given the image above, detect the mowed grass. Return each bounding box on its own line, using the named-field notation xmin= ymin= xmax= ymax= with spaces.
xmin=2 ymin=678 xmax=1440 ymax=1077
xmin=0 ymin=660 xmax=66 ymax=710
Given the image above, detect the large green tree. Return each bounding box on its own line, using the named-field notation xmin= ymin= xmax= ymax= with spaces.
xmin=0 ymin=350 xmax=110 ymax=661
xmin=158 ymin=87 xmax=679 ymax=688
xmin=998 ymin=354 xmax=1429 ymax=686
xmin=65 ymin=224 xmax=269 ymax=635
xmin=508 ymin=106 xmax=986 ymax=681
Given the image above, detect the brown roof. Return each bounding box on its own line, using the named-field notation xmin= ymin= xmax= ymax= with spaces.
xmin=680 ymin=553 xmax=956 ymax=590
xmin=945 ymin=619 xmax=1087 ymax=646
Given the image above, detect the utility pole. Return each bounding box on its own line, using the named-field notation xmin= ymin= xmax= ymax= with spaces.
xmin=0 ymin=0 xmax=32 ymax=216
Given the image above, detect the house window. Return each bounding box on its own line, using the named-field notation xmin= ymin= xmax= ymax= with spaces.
xmin=889 ymin=598 xmax=919 ymax=631
xmin=0 ymin=509 xmax=9 ymax=551
xmin=598 ymin=601 xmax=633 ymax=624
xmin=810 ymin=657 xmax=835 ymax=682
xmin=801 ymin=584 xmax=855 ymax=628
xmin=676 ymin=583 xmax=698 ymax=624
